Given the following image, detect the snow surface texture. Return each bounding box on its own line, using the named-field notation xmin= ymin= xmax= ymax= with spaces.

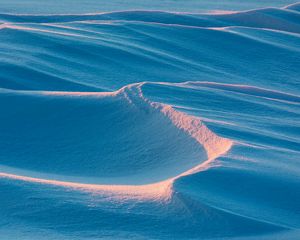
xmin=0 ymin=1 xmax=300 ymax=239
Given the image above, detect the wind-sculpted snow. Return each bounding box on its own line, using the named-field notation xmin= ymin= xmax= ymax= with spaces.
xmin=0 ymin=83 xmax=232 ymax=193
xmin=285 ymin=2 xmax=300 ymax=11
xmin=0 ymin=5 xmax=300 ymax=93
xmin=0 ymin=2 xmax=300 ymax=240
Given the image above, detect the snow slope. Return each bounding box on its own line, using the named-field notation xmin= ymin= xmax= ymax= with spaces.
xmin=0 ymin=1 xmax=300 ymax=239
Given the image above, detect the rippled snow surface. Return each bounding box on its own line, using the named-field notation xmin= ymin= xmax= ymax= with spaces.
xmin=0 ymin=1 xmax=300 ymax=239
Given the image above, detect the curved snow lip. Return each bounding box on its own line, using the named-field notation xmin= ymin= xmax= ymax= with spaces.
xmin=0 ymin=82 xmax=233 ymax=200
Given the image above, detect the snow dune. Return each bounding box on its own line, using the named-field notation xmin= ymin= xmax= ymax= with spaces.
xmin=0 ymin=83 xmax=232 ymax=189
xmin=0 ymin=2 xmax=299 ymax=239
